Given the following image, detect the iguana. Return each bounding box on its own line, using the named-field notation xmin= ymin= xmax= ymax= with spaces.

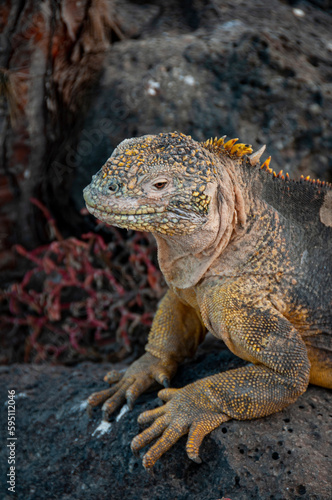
xmin=83 ymin=131 xmax=332 ymax=470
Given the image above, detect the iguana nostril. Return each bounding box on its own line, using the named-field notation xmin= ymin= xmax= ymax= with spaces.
xmin=108 ymin=181 xmax=119 ymax=193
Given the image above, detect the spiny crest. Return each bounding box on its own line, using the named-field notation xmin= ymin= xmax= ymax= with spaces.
xmin=203 ymin=135 xmax=331 ymax=190
xmin=260 ymin=156 xmax=272 ymax=173
xmin=254 ymin=152 xmax=332 ymax=189
xmin=202 ymin=136 xmax=253 ymax=158
xmin=259 ymin=156 xmax=332 ymax=190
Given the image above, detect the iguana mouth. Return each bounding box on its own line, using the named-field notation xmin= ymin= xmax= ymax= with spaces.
xmin=86 ymin=203 xmax=166 ymax=220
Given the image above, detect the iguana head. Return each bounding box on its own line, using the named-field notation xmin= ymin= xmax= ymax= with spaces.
xmin=83 ymin=132 xmax=252 ymax=237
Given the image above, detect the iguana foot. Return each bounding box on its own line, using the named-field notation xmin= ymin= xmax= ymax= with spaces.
xmin=131 ymin=385 xmax=229 ymax=469
xmin=87 ymin=352 xmax=177 ymax=418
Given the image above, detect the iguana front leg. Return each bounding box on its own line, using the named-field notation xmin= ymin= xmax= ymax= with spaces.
xmin=88 ymin=290 xmax=205 ymax=418
xmin=132 ymin=282 xmax=311 ymax=469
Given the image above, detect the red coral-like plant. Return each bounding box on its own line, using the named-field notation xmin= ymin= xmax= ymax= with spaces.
xmin=0 ymin=199 xmax=166 ymax=364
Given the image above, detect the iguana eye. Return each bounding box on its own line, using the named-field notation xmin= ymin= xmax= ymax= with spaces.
xmin=153 ymin=181 xmax=168 ymax=190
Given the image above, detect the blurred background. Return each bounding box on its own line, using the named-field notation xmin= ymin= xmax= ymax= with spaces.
xmin=1 ymin=0 xmax=331 ymax=365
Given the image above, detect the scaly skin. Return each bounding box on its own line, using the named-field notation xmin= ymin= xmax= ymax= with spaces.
xmin=84 ymin=132 xmax=332 ymax=470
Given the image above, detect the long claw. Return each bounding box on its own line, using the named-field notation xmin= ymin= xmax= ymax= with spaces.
xmin=126 ymin=395 xmax=134 ymax=410
xmin=131 ymin=446 xmax=140 ymax=457
xmin=162 ymin=377 xmax=170 ymax=388
xmin=86 ymin=403 xmax=94 ymax=418
xmin=102 ymin=382 xmax=131 ymax=419
xmin=189 ymin=454 xmax=202 ymax=464
xmin=155 ymin=368 xmax=173 ymax=387
xmin=125 ymin=376 xmax=153 ymax=411
xmin=102 ymin=398 xmax=124 ymax=420
xmin=145 ymin=464 xmax=155 ymax=476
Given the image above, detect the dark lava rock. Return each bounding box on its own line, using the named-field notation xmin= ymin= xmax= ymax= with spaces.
xmin=0 ymin=346 xmax=331 ymax=500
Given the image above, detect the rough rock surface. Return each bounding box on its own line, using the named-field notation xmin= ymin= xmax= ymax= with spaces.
xmin=1 ymin=341 xmax=331 ymax=500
